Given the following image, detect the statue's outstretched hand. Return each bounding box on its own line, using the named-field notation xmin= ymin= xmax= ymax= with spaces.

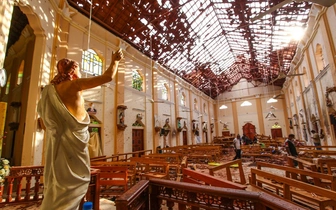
xmin=112 ymin=48 xmax=124 ymax=62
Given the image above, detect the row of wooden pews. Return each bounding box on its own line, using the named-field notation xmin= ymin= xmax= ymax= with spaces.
xmin=89 ymin=149 xmax=191 ymax=201
xmin=250 ymin=161 xmax=336 ymax=209
xmin=158 ymin=144 xmax=224 ymax=163
xmin=241 ymin=144 xmax=274 ymax=162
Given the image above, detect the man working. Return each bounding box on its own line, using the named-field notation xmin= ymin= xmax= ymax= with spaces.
xmin=37 ymin=49 xmax=123 ymax=210
xmin=233 ymin=134 xmax=242 ymax=160
xmin=284 ymin=134 xmax=298 ymax=166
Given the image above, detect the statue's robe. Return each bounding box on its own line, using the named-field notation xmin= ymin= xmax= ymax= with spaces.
xmin=38 ymin=85 xmax=90 ymax=210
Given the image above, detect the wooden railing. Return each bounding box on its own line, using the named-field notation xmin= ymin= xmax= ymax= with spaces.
xmin=0 ymin=166 xmax=100 ymax=209
xmin=0 ymin=166 xmax=44 ymax=206
xmin=208 ymin=159 xmax=246 ymax=184
xmin=90 ymin=149 xmax=152 ymax=162
xmin=115 ymin=178 xmax=306 ymax=210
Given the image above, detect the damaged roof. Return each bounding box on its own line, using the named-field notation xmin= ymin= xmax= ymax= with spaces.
xmin=68 ymin=0 xmax=313 ymax=99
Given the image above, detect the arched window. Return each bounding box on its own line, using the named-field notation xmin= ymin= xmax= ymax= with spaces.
xmin=132 ymin=70 xmax=143 ymax=91
xmin=82 ymin=49 xmax=103 ymax=76
xmin=181 ymin=92 xmax=186 ymax=106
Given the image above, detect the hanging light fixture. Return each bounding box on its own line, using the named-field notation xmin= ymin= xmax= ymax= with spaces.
xmin=219 ymin=104 xmax=228 ymax=109
xmin=241 ymin=100 xmax=252 ymax=107
xmin=267 ymin=98 xmax=278 ymax=103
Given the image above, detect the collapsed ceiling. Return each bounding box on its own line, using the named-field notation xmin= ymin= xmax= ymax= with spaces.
xmin=68 ymin=0 xmax=314 ymax=99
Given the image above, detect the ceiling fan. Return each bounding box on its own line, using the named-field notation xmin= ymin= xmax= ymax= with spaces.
xmin=270 ymin=71 xmax=305 ymax=84
xmin=251 ymin=0 xmax=336 ymax=22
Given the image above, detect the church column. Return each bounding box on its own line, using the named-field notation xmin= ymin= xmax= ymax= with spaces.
xmin=114 ymin=45 xmax=126 ymax=154
xmin=152 ymin=62 xmax=160 ymax=150
xmin=232 ymin=100 xmax=238 ymax=136
xmin=255 ymin=97 xmax=265 ymax=135
xmin=174 ymin=80 xmax=180 ymax=146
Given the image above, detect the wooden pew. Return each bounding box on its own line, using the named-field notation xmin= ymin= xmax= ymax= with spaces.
xmin=208 ymin=159 xmax=246 ymax=184
xmin=90 ymin=149 xmax=153 ymax=162
xmin=250 ymin=168 xmax=336 ymax=209
xmin=182 ymin=168 xmax=246 ymax=190
xmin=158 ymin=145 xmax=222 ymax=163
xmin=141 ymin=153 xmax=185 ymax=180
xmin=91 ymin=161 xmax=137 ymax=187
xmin=141 ymin=153 xmax=182 ymax=163
xmin=90 ymin=155 xmax=106 ymax=161
xmin=129 ymin=157 xmax=170 ymax=180
xmin=316 ymin=158 xmax=336 ymax=175
xmin=256 ymin=161 xmax=336 ymax=190
xmin=300 ymin=150 xmax=336 ymax=158
xmin=241 ymin=144 xmax=273 ymax=162
xmin=90 ymin=166 xmax=128 ymax=199
xmin=286 ymin=156 xmax=318 ymax=172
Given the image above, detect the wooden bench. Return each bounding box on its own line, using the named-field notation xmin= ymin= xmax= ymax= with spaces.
xmin=141 ymin=153 xmax=186 ymax=180
xmin=129 ymin=157 xmax=170 ymax=180
xmin=141 ymin=153 xmax=182 ymax=163
xmin=208 ymin=159 xmax=246 ymax=184
xmin=316 ymin=158 xmax=336 ymax=175
xmin=182 ymin=168 xmax=246 ymax=190
xmin=90 ymin=166 xmax=128 ymax=198
xmin=297 ymin=149 xmax=336 ymax=158
xmin=90 ymin=149 xmax=153 ymax=162
xmin=241 ymin=145 xmax=273 ymax=162
xmin=91 ymin=161 xmax=137 ymax=187
xmin=286 ymin=156 xmax=318 ymax=172
xmin=256 ymin=161 xmax=336 ymax=190
xmin=250 ymin=168 xmax=336 ymax=209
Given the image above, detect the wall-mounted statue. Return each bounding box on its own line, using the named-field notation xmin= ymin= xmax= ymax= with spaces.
xmin=326 ymin=87 xmax=336 ymax=117
xmin=86 ymin=102 xmax=97 ymax=115
xmin=163 ymin=118 xmax=170 ymax=130
xmin=119 ymin=111 xmax=124 ymax=125
xmin=132 ymin=114 xmax=144 ymax=127
xmin=183 ymin=121 xmax=187 ymax=129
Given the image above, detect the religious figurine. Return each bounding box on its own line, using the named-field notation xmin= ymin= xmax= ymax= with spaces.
xmin=223 ymin=123 xmax=228 ymax=130
xmin=310 ymin=114 xmax=317 ymax=123
xmin=86 ymin=102 xmax=97 ymax=114
xmin=183 ymin=121 xmax=187 ymax=129
xmin=119 ymin=111 xmax=125 ymax=125
xmin=325 ymin=86 xmax=336 ymax=117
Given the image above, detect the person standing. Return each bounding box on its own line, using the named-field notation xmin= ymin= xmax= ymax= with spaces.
xmin=311 ymin=130 xmax=322 ymax=150
xmin=233 ymin=134 xmax=242 ymax=160
xmin=37 ymin=49 xmax=123 ymax=210
xmin=285 ymin=134 xmax=298 ymax=166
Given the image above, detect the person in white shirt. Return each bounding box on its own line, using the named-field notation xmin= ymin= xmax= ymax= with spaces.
xmin=233 ymin=134 xmax=242 ymax=160
xmin=311 ymin=130 xmax=322 ymax=150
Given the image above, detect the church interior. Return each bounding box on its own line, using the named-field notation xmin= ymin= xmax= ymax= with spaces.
xmin=1 ymin=0 xmax=336 ymax=209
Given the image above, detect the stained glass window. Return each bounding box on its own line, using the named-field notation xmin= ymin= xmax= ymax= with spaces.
xmin=81 ymin=49 xmax=103 ymax=76
xmin=132 ymin=70 xmax=143 ymax=91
